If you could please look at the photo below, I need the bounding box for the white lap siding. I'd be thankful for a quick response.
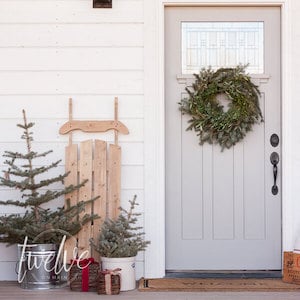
[0,0,145,280]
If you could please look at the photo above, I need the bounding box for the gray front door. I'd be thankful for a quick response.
[165,6,281,270]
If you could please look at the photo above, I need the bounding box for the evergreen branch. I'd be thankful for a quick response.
[6,174,66,191]
[33,150,53,158]
[6,160,62,178]
[0,177,30,189]
[0,200,28,207]
[3,150,53,161]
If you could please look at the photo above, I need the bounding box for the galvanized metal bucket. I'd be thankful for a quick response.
[17,243,61,289]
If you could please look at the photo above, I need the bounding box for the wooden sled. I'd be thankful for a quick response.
[59,97,128,260]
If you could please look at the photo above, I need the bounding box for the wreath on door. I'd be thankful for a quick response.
[179,65,263,150]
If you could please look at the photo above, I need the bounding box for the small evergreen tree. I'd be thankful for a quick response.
[93,195,150,258]
[0,110,98,245]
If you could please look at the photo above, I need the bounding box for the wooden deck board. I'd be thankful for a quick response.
[1,281,300,300]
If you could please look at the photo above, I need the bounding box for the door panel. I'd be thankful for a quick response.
[165,6,281,270]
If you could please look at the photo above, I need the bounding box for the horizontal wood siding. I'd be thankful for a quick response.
[0,0,144,23]
[0,0,145,280]
[0,24,143,47]
[0,48,143,71]
[0,71,143,94]
[0,95,144,118]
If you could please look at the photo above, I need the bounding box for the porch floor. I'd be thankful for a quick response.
[0,281,299,300]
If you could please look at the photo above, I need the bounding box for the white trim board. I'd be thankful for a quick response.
[144,0,292,278]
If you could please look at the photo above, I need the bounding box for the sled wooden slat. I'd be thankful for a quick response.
[107,144,121,220]
[77,140,93,256]
[90,140,107,261]
[65,144,79,209]
[92,140,107,253]
[64,144,78,261]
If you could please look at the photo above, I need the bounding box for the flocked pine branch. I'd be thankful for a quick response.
[92,195,150,258]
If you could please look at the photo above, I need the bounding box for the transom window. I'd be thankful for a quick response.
[181,22,264,74]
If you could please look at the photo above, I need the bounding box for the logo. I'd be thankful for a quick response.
[17,229,91,288]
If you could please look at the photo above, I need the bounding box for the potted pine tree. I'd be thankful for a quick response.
[0,110,98,289]
[92,195,150,291]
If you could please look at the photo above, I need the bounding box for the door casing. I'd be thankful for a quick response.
[143,0,292,278]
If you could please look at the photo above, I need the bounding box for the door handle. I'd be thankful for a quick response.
[270,152,279,195]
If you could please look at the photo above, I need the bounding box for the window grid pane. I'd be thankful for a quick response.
[182,22,264,74]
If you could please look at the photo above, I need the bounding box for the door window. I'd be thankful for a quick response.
[181,22,264,74]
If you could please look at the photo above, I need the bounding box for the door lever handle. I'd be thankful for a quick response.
[270,152,279,195]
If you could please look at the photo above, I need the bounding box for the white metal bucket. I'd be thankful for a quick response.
[101,256,136,291]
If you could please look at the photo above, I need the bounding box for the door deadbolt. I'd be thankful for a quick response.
[270,134,279,147]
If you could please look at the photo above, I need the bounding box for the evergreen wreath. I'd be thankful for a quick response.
[180,65,263,150]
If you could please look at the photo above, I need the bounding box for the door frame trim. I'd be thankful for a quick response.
[144,0,292,278]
